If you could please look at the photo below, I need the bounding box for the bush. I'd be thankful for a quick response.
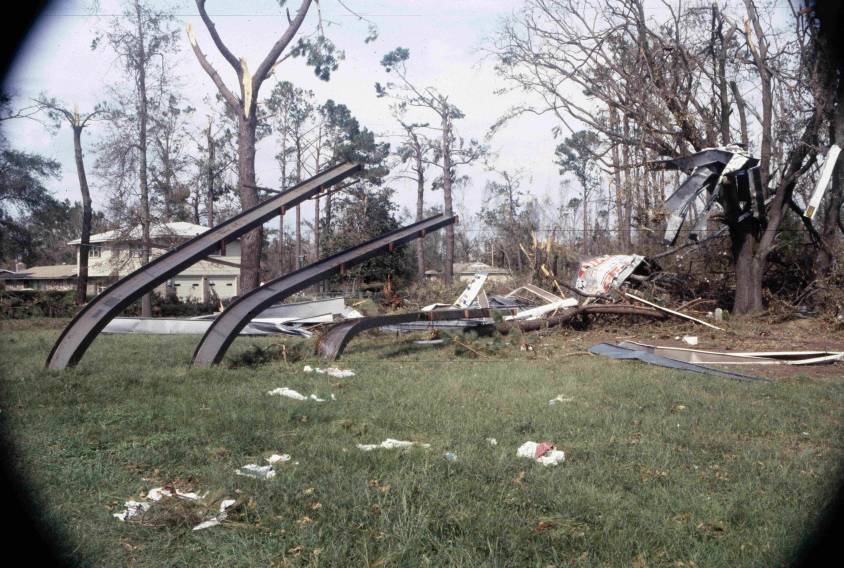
[0,290,78,319]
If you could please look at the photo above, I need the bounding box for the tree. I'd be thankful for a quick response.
[266,80,315,270]
[393,120,432,279]
[490,0,836,314]
[0,148,61,266]
[555,130,602,255]
[478,169,535,274]
[187,0,344,293]
[33,95,104,304]
[94,0,179,316]
[376,47,485,283]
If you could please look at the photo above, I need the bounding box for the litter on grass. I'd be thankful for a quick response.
[266,454,291,464]
[356,438,431,451]
[267,387,329,402]
[486,437,498,446]
[113,486,205,522]
[192,499,237,531]
[517,441,566,466]
[235,464,276,479]
[303,365,355,378]
[113,500,151,521]
[444,452,458,462]
[549,395,574,405]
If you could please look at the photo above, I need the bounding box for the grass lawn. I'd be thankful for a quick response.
[1,320,843,566]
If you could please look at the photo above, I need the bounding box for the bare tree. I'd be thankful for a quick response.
[376,47,485,283]
[490,0,836,313]
[94,0,178,316]
[187,0,347,293]
[33,96,103,305]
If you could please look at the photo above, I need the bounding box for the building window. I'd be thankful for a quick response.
[89,246,101,258]
[226,283,232,286]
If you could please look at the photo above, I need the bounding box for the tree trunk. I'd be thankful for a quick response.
[237,114,262,292]
[815,80,844,277]
[732,223,764,314]
[610,110,629,251]
[72,125,91,306]
[441,105,454,284]
[206,120,215,227]
[295,141,302,269]
[415,150,425,281]
[136,0,152,317]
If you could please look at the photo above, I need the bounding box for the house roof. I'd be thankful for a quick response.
[0,264,77,280]
[68,221,211,245]
[176,256,241,276]
[453,262,510,275]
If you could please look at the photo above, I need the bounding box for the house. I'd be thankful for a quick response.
[424,262,512,283]
[0,264,78,291]
[63,221,242,302]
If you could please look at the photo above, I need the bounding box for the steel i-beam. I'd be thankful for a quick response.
[316,307,522,361]
[46,162,362,370]
[191,213,457,367]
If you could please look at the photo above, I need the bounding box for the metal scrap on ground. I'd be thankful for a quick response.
[587,342,771,383]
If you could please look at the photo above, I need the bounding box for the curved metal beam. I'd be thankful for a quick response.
[191,214,457,367]
[46,162,362,370]
[316,308,507,361]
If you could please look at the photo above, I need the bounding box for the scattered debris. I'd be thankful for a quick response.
[444,452,458,462]
[625,293,724,331]
[486,437,498,446]
[303,365,355,378]
[192,499,237,531]
[235,464,277,479]
[517,441,566,466]
[267,387,328,402]
[682,336,699,346]
[587,342,771,383]
[804,144,840,220]
[575,255,645,295]
[114,485,207,523]
[266,454,291,464]
[114,500,151,522]
[623,341,844,366]
[549,395,574,405]
[356,439,431,451]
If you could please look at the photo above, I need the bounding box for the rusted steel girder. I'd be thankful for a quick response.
[191,213,457,367]
[46,162,362,370]
[316,307,520,361]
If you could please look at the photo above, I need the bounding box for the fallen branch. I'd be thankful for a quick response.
[625,293,724,331]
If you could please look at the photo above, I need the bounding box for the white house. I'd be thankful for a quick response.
[67,221,241,302]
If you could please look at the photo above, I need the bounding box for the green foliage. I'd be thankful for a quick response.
[325,185,412,285]
[0,289,77,319]
[0,148,62,263]
[290,36,344,81]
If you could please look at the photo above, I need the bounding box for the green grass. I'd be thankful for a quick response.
[1,322,843,566]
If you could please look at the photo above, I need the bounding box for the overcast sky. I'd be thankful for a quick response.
[3,0,568,235]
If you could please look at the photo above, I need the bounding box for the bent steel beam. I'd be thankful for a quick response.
[46,162,362,370]
[192,213,457,367]
[316,308,518,361]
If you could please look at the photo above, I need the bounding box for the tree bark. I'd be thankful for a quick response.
[731,221,764,314]
[237,114,262,292]
[135,0,152,317]
[415,145,425,280]
[72,125,91,306]
[206,119,215,227]
[441,103,455,284]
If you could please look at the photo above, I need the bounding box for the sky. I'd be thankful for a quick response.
[2,0,565,236]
